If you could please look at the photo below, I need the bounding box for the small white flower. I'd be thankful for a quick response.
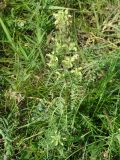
[71,67,82,79]
[71,54,79,62]
[47,54,58,68]
[17,20,26,28]
[62,56,73,69]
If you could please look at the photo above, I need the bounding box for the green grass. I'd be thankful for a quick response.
[0,0,120,159]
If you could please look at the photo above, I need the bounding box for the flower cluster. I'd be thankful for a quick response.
[47,9,82,81]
